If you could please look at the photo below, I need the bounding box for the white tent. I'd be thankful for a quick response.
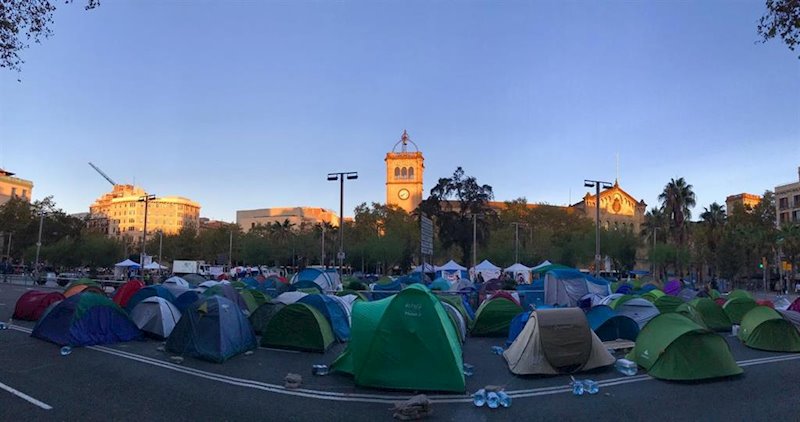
[162,276,191,296]
[115,259,140,268]
[530,260,552,272]
[143,262,167,270]
[615,298,660,329]
[130,297,181,338]
[471,259,501,282]
[198,280,221,291]
[505,263,532,283]
[544,271,609,307]
[435,260,467,272]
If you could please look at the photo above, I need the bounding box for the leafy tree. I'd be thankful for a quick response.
[418,167,496,265]
[1,0,99,73]
[758,0,800,58]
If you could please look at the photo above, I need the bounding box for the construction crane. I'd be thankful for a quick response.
[88,162,117,186]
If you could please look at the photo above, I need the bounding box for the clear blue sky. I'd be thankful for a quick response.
[1,1,798,221]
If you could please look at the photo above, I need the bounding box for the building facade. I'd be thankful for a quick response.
[89,185,201,239]
[725,193,761,215]
[237,207,340,232]
[385,130,425,213]
[571,181,648,234]
[0,169,33,205]
[775,167,800,226]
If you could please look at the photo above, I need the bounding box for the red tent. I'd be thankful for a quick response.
[788,297,800,312]
[714,298,727,307]
[756,299,775,309]
[488,290,520,307]
[13,291,65,321]
[113,279,145,308]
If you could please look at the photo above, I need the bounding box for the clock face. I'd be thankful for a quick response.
[398,189,410,200]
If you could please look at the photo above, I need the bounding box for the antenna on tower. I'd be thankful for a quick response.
[616,152,620,183]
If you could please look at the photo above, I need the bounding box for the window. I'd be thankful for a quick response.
[780,212,789,223]
[21,189,27,198]
[401,167,408,178]
[794,195,800,208]
[394,167,400,178]
[408,167,414,179]
[779,197,789,209]
[11,187,16,197]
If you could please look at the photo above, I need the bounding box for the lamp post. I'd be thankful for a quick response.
[158,230,164,269]
[584,179,613,277]
[35,212,46,271]
[138,194,156,268]
[327,172,358,277]
[511,222,527,263]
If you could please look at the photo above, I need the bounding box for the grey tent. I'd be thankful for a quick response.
[130,297,181,338]
[442,302,467,343]
[615,298,660,329]
[503,308,615,375]
[677,288,699,302]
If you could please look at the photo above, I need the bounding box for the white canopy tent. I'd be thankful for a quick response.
[143,262,167,270]
[531,260,552,272]
[114,259,141,279]
[115,259,140,268]
[471,259,501,282]
[505,263,532,283]
[411,263,436,273]
[435,260,467,272]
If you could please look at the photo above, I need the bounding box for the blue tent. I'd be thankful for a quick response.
[32,293,141,346]
[166,296,257,363]
[461,295,476,321]
[173,290,202,312]
[517,283,545,310]
[241,277,259,289]
[505,311,531,347]
[297,294,351,342]
[615,283,634,294]
[585,305,640,341]
[395,275,419,286]
[292,268,339,291]
[126,286,175,312]
[372,279,402,300]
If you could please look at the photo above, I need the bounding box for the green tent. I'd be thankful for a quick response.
[727,289,752,300]
[723,297,757,324]
[439,294,472,323]
[230,280,247,290]
[331,284,464,392]
[709,289,721,299]
[627,313,742,380]
[642,289,665,304]
[260,303,334,352]
[688,298,731,332]
[471,297,523,337]
[739,306,800,352]
[249,302,285,335]
[674,303,708,329]
[654,295,685,314]
[239,289,269,313]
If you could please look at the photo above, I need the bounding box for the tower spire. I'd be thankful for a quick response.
[401,130,409,152]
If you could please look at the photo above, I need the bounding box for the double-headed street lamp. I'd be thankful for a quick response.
[327,172,358,277]
[138,194,156,268]
[584,179,613,277]
[511,222,528,263]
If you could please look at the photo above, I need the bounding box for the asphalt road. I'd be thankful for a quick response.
[1,282,799,421]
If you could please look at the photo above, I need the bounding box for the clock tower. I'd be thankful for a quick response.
[385,130,424,213]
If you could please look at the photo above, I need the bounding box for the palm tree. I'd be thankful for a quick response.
[658,177,696,245]
[642,207,667,280]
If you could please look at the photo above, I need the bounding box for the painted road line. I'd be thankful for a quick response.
[8,324,800,404]
[0,381,53,410]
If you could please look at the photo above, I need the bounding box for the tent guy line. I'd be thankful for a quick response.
[7,324,800,403]
[0,380,53,410]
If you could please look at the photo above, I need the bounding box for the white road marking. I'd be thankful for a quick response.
[7,324,800,404]
[0,380,53,410]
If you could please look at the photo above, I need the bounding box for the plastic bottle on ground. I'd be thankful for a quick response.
[462,363,474,377]
[472,389,487,407]
[497,391,512,408]
[491,346,504,355]
[614,358,638,376]
[60,346,72,356]
[570,377,584,396]
[0,322,6,330]
[312,364,329,376]
[584,380,599,394]
[486,391,500,409]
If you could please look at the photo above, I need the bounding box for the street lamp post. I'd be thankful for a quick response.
[158,230,163,268]
[511,222,527,263]
[35,212,46,272]
[327,172,358,277]
[584,179,613,277]
[138,194,156,268]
